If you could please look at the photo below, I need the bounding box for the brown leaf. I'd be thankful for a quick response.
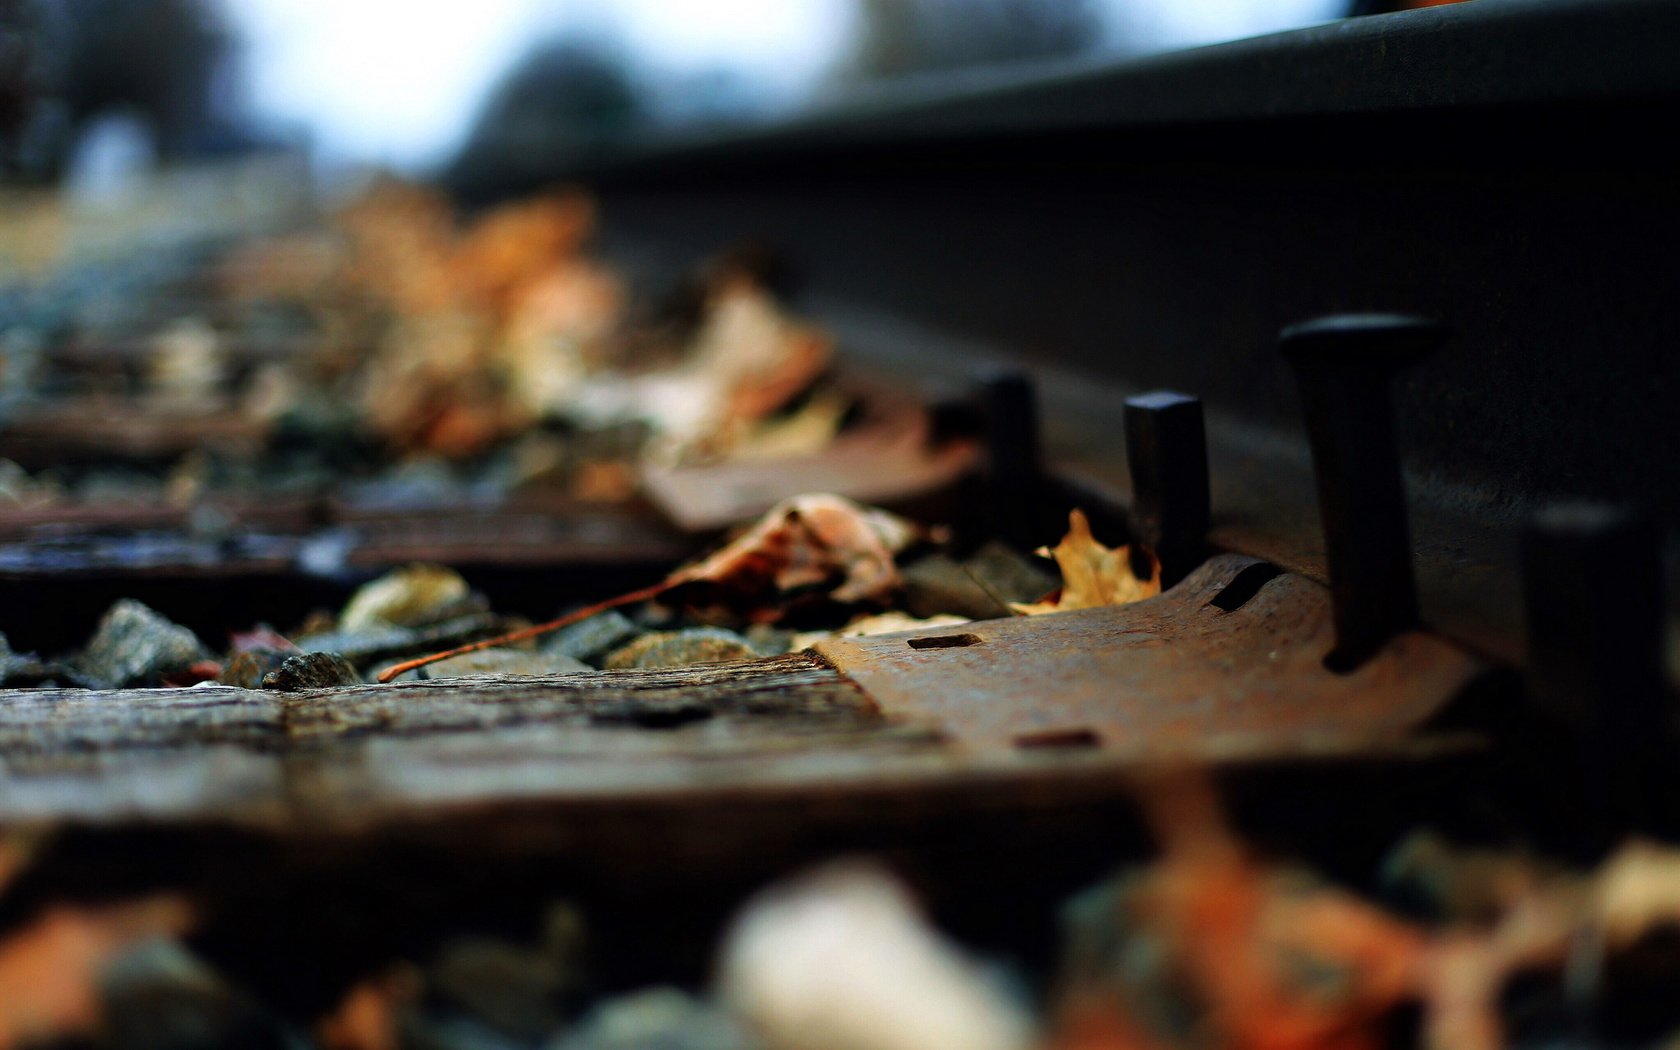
[159,660,224,687]
[790,610,970,650]
[316,967,421,1050]
[0,835,35,895]
[379,495,936,680]
[627,281,835,464]
[0,897,193,1050]
[1012,510,1160,615]
[1047,998,1174,1050]
[230,626,298,654]
[1592,840,1680,948]
[1114,771,1426,1050]
[670,494,933,617]
[451,191,596,311]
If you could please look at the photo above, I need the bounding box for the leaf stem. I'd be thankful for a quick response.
[374,581,670,683]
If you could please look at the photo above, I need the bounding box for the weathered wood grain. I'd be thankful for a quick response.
[0,653,961,826]
[0,654,869,749]
[281,654,871,740]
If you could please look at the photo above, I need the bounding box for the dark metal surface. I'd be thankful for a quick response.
[463,0,1680,665]
[980,369,1046,550]
[1523,504,1670,745]
[1282,314,1443,667]
[1123,390,1208,587]
[1520,502,1673,829]
[816,553,1487,754]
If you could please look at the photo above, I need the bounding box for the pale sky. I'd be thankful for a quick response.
[226,0,1342,170]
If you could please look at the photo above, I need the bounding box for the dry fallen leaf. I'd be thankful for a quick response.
[1393,838,1680,1050]
[1012,510,1161,615]
[148,318,225,402]
[229,625,298,654]
[570,459,639,503]
[0,897,194,1050]
[791,610,970,650]
[498,258,624,418]
[1592,839,1680,947]
[726,391,853,463]
[0,834,39,896]
[1145,773,1423,1050]
[635,281,835,463]
[671,493,934,616]
[452,191,596,311]
[378,494,940,679]
[316,966,422,1050]
[1097,783,1680,1050]
[1052,772,1427,1050]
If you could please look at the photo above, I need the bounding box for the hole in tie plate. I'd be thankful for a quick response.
[906,633,984,650]
[1014,728,1101,749]
[1207,562,1284,613]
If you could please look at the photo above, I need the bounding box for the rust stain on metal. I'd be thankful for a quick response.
[815,554,1486,756]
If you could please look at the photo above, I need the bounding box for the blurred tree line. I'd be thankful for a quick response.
[2,0,244,181]
[6,0,1107,182]
[449,0,1102,189]
[456,40,646,166]
[15,0,1411,185]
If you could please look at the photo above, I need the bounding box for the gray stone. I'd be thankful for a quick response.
[401,1013,526,1050]
[541,610,641,664]
[901,554,1007,620]
[73,600,211,688]
[743,624,798,656]
[901,543,1057,620]
[339,564,487,632]
[630,602,680,630]
[549,988,760,1050]
[964,541,1059,604]
[0,632,51,686]
[260,651,361,692]
[604,629,759,671]
[294,613,500,666]
[99,938,286,1050]
[217,649,293,689]
[430,903,586,1038]
[429,940,570,1037]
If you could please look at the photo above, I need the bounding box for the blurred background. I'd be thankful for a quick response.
[0,0,1462,189]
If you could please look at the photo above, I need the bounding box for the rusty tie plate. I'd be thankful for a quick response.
[814,554,1486,757]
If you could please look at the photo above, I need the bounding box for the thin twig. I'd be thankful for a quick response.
[375,581,670,683]
[958,562,1020,618]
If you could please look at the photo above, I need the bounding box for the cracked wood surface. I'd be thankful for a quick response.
[0,653,956,827]
[0,653,861,753]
